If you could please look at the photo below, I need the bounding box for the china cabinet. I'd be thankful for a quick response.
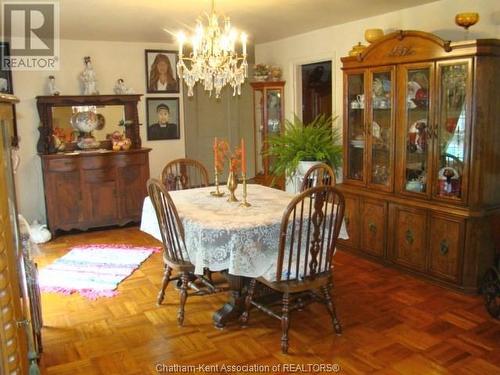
[338,31,500,293]
[36,95,151,235]
[0,94,31,374]
[251,81,285,189]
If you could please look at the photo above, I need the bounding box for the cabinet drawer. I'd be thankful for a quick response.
[338,194,360,249]
[113,153,147,167]
[428,214,464,282]
[81,156,113,170]
[360,199,386,257]
[83,168,116,183]
[390,205,427,271]
[46,158,78,172]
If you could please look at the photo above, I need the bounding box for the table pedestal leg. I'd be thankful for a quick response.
[213,273,246,329]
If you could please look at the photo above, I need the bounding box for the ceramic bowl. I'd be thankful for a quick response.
[364,29,384,43]
[455,12,479,29]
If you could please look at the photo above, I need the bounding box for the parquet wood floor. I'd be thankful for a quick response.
[36,227,500,374]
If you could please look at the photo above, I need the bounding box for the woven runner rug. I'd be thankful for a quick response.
[39,244,161,299]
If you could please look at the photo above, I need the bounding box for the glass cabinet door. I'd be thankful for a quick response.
[398,64,433,198]
[253,88,264,176]
[345,72,365,183]
[251,81,285,189]
[265,89,283,176]
[433,60,471,204]
[367,68,394,191]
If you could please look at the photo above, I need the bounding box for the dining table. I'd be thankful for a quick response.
[140,183,348,328]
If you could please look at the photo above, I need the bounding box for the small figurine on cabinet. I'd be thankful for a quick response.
[439,167,460,196]
[80,56,99,95]
[415,121,427,152]
[113,78,134,94]
[47,75,60,95]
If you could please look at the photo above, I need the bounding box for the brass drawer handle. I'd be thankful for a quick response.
[368,222,377,233]
[440,240,449,255]
[405,229,414,245]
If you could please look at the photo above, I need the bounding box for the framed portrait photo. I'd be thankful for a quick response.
[146,98,180,141]
[145,49,179,93]
[0,42,13,94]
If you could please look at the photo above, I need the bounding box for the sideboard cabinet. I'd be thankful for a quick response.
[37,95,150,235]
[338,31,500,293]
[41,149,150,235]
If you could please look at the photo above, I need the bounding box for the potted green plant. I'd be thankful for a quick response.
[266,114,342,182]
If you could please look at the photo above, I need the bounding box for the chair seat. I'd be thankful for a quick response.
[257,272,331,293]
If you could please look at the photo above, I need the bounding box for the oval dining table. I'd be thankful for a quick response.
[140,183,348,328]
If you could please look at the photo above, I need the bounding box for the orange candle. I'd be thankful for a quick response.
[213,137,218,171]
[241,138,246,175]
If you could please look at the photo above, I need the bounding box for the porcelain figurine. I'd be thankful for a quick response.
[80,56,99,95]
[113,78,134,94]
[47,75,60,95]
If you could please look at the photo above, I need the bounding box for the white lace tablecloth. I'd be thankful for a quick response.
[140,184,348,278]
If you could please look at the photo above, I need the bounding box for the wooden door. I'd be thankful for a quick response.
[117,164,148,220]
[390,204,427,271]
[337,194,360,249]
[83,168,119,225]
[360,198,386,257]
[428,213,464,282]
[44,170,83,230]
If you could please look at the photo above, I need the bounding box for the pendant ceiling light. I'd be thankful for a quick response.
[176,0,248,98]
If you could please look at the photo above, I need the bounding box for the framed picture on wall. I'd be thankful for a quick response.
[0,42,13,94]
[146,98,180,141]
[145,49,179,93]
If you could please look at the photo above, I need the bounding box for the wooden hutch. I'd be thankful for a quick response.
[338,31,500,293]
[251,81,285,189]
[37,95,151,236]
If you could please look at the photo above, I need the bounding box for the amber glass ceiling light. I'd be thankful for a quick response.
[177,0,248,98]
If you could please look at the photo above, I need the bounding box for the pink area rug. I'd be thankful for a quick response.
[39,244,161,299]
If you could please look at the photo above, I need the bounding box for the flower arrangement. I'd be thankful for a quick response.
[108,130,131,151]
[253,63,269,81]
[254,63,269,76]
[229,146,242,173]
[52,126,73,143]
[213,139,242,173]
[213,138,229,172]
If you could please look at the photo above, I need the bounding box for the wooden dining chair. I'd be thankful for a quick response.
[147,178,216,326]
[300,162,336,192]
[161,158,209,191]
[240,185,345,353]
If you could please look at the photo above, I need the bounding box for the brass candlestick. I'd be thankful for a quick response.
[210,168,225,197]
[239,173,251,207]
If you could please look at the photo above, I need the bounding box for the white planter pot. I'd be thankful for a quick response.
[297,160,321,176]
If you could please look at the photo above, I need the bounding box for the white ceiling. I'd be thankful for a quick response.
[58,0,439,44]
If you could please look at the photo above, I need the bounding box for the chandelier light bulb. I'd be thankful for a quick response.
[176,0,248,98]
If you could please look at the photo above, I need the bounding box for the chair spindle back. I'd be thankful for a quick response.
[276,185,345,282]
[300,162,336,192]
[147,178,189,264]
[161,158,209,191]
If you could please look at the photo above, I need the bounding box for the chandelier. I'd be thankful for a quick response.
[177,0,248,98]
